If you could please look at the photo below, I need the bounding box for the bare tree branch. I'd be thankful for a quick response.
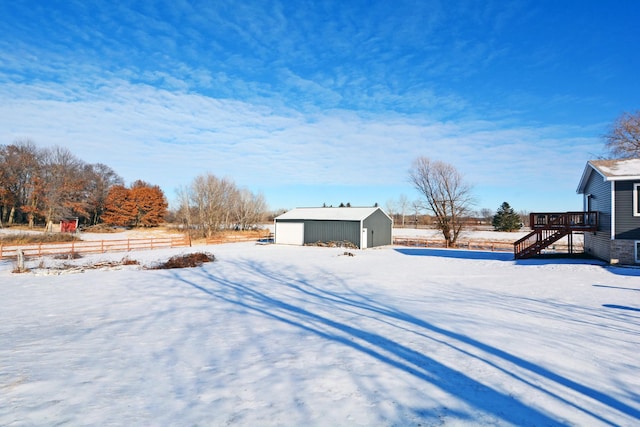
[605,111,640,158]
[408,157,474,245]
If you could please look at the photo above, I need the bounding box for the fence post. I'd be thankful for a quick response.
[17,249,25,272]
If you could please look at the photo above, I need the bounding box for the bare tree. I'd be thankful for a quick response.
[408,157,474,246]
[0,140,43,227]
[397,194,410,227]
[479,208,494,224]
[175,185,193,232]
[178,174,267,238]
[411,200,422,228]
[83,163,124,225]
[193,174,236,237]
[518,210,530,228]
[384,199,397,222]
[232,188,267,230]
[40,146,87,231]
[605,111,640,158]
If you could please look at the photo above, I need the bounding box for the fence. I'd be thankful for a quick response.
[0,236,191,259]
[205,232,273,245]
[393,237,583,254]
[393,237,515,252]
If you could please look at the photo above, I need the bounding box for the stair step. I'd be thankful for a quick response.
[514,229,570,259]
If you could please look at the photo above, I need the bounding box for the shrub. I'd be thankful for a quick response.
[152,252,215,269]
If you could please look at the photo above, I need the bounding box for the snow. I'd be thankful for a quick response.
[594,158,640,178]
[1,235,639,426]
[275,206,383,221]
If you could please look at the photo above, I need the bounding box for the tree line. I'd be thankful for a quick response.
[3,112,636,235]
[0,140,126,228]
[1,140,267,232]
[175,173,267,238]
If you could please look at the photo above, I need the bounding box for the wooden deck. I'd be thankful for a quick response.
[529,212,598,231]
[514,212,598,259]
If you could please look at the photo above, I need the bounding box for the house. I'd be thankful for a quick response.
[576,158,640,265]
[514,158,640,263]
[274,207,393,249]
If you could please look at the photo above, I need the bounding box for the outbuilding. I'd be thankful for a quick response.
[60,217,79,233]
[274,206,393,248]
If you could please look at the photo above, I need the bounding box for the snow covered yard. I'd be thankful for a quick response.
[1,242,639,426]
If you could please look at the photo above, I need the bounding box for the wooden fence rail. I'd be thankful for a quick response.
[0,236,191,259]
[205,233,272,245]
[393,237,583,254]
[394,237,518,252]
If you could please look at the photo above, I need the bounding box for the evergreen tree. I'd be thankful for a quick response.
[492,202,522,231]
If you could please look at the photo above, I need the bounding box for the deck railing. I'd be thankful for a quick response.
[530,211,598,231]
[514,211,598,259]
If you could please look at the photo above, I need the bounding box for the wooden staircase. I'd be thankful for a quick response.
[514,212,598,259]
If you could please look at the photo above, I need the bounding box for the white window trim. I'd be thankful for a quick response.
[634,183,640,217]
[611,182,616,239]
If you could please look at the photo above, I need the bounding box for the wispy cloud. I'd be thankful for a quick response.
[1,0,634,210]
[0,76,603,208]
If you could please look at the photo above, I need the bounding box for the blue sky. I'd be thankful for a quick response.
[1,1,638,214]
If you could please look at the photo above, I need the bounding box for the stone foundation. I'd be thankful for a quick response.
[609,240,637,265]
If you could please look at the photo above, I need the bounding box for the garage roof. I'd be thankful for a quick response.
[275,207,384,221]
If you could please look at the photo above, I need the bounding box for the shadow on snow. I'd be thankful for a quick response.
[168,258,637,426]
[602,304,640,313]
[395,247,611,267]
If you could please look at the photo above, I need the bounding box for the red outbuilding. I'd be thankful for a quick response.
[60,218,79,233]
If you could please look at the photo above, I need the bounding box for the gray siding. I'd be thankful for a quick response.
[583,171,612,261]
[303,220,360,246]
[614,181,640,240]
[274,207,393,249]
[362,209,392,247]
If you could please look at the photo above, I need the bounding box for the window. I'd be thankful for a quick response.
[636,241,640,263]
[635,183,640,216]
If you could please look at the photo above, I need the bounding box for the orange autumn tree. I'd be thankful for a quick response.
[101,185,135,226]
[130,180,168,227]
[102,180,168,227]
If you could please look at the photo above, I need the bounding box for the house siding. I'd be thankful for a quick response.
[362,209,393,247]
[614,181,640,240]
[583,171,612,261]
[303,220,360,246]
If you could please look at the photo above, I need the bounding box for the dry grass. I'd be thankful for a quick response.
[151,252,216,269]
[80,224,124,233]
[202,229,271,245]
[0,232,81,245]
